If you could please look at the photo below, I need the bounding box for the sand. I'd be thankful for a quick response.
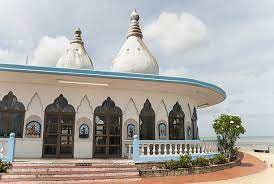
[197,151,274,184]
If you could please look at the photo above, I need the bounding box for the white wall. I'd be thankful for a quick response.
[0,80,198,158]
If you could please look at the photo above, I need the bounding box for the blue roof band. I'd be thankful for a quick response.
[0,63,226,99]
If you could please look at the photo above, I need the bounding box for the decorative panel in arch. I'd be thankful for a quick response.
[25,121,41,138]
[79,124,89,138]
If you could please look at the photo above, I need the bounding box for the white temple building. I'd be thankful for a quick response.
[0,10,226,159]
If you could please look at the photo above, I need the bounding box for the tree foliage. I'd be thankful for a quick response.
[213,114,245,160]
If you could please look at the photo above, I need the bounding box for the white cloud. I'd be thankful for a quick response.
[161,67,191,77]
[31,36,69,67]
[0,48,26,64]
[144,12,207,54]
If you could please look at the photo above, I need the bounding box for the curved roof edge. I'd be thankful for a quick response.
[0,63,226,101]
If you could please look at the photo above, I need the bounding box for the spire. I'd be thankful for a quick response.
[127,9,143,39]
[71,28,84,45]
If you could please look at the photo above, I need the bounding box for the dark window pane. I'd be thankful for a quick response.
[61,125,73,134]
[0,112,9,137]
[109,146,120,155]
[139,99,155,140]
[61,116,74,124]
[95,136,107,145]
[60,146,72,154]
[10,112,24,137]
[109,137,120,145]
[109,126,120,135]
[46,115,58,124]
[60,135,72,145]
[44,145,56,155]
[95,146,106,154]
[45,135,57,144]
[46,124,58,134]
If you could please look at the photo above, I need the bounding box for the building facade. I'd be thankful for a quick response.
[0,10,226,159]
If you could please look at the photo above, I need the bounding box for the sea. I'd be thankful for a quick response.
[236,136,274,153]
[201,136,274,153]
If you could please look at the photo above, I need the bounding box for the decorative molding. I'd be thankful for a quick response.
[124,98,139,117]
[156,99,168,118]
[77,95,93,114]
[27,92,44,112]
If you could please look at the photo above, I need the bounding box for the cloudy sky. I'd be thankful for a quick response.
[0,0,274,137]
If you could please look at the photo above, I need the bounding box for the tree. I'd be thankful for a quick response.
[212,114,245,160]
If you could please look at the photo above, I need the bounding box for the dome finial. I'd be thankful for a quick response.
[56,28,94,70]
[71,27,84,45]
[130,9,139,22]
[127,9,143,39]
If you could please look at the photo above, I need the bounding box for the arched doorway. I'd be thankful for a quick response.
[169,102,185,140]
[0,91,25,138]
[191,107,198,139]
[139,99,155,140]
[43,94,75,158]
[93,97,122,158]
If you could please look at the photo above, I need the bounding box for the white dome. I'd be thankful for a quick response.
[112,10,159,75]
[56,28,94,70]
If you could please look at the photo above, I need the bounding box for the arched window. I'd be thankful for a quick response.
[25,121,41,138]
[139,99,155,140]
[127,124,135,139]
[0,91,25,138]
[93,97,122,158]
[169,102,185,140]
[43,94,75,158]
[158,122,167,139]
[79,124,89,138]
[191,107,198,139]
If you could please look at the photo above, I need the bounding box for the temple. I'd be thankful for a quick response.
[0,10,225,160]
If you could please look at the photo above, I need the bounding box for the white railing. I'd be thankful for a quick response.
[132,135,219,163]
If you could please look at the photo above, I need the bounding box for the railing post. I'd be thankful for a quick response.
[133,135,140,162]
[7,133,16,163]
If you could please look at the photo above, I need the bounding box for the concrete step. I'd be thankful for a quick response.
[1,171,139,179]
[2,161,141,183]
[0,175,141,184]
[12,163,135,168]
[10,166,138,173]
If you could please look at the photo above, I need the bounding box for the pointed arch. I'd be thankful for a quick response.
[45,94,75,113]
[139,99,155,140]
[191,106,198,139]
[27,92,43,112]
[156,99,168,118]
[124,98,139,117]
[0,91,25,137]
[93,97,122,158]
[43,94,75,158]
[169,102,185,140]
[77,95,93,114]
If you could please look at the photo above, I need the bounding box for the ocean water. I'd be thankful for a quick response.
[236,136,274,153]
[201,136,274,153]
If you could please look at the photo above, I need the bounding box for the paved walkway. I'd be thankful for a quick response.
[140,152,267,184]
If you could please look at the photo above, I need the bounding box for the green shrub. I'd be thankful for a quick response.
[210,154,227,165]
[192,157,210,167]
[164,160,181,170]
[179,155,192,168]
[0,160,12,173]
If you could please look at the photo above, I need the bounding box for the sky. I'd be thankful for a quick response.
[0,0,274,137]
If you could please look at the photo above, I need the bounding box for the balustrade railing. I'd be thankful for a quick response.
[0,133,16,163]
[132,135,219,163]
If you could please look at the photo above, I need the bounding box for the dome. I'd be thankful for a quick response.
[56,28,94,70]
[112,10,159,75]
